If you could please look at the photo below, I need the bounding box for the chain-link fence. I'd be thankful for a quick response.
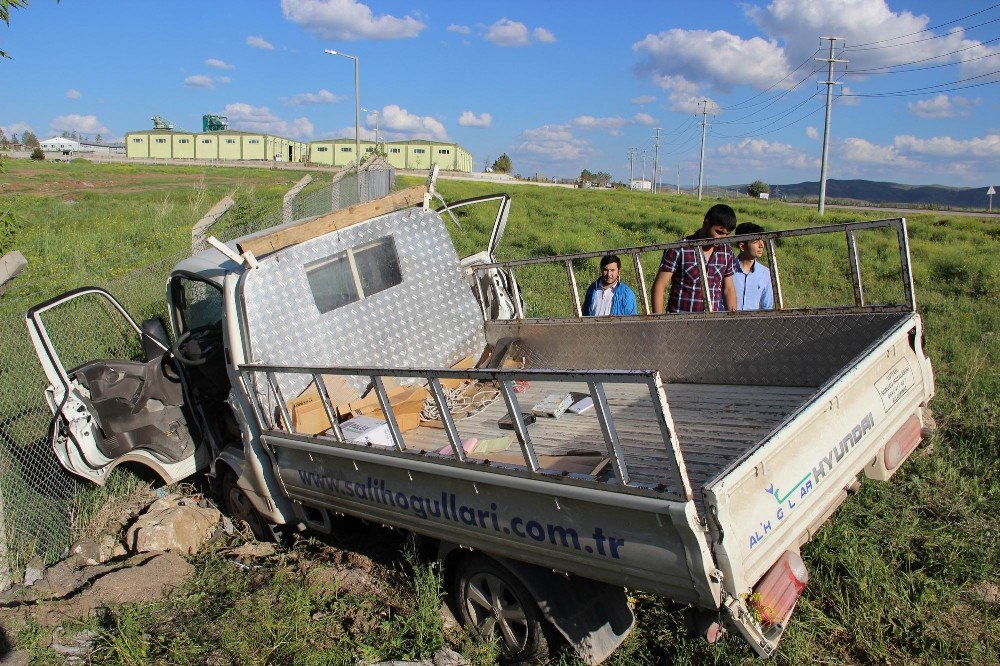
[0,158,395,585]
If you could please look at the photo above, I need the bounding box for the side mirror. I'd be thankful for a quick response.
[140,317,171,361]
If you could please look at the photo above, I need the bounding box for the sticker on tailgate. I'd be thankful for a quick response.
[875,358,914,413]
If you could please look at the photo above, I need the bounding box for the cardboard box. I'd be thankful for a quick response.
[341,415,394,447]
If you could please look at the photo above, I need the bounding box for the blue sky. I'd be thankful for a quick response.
[2,0,999,187]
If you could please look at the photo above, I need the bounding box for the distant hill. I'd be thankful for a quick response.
[730,179,995,209]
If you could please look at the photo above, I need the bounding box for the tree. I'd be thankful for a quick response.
[95,133,102,143]
[30,147,44,160]
[491,153,512,174]
[0,128,7,149]
[747,180,770,198]
[10,133,18,145]
[21,130,38,148]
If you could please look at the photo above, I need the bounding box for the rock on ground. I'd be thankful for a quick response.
[125,497,221,555]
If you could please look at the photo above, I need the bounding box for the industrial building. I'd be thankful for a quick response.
[125,115,472,171]
[126,129,309,162]
[308,138,472,172]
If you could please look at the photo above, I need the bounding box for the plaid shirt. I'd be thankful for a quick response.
[660,239,736,312]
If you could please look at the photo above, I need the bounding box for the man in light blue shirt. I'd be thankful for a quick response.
[583,254,638,316]
[732,222,774,310]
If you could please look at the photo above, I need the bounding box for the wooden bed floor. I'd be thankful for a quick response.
[399,380,816,497]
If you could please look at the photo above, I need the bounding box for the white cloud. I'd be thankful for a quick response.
[634,29,790,93]
[1,122,33,137]
[321,125,377,141]
[246,35,275,50]
[570,115,627,134]
[217,76,231,85]
[377,104,447,141]
[806,126,819,140]
[65,89,81,100]
[281,0,424,40]
[447,24,470,35]
[749,0,997,79]
[484,18,554,47]
[458,111,492,128]
[533,27,556,43]
[50,114,109,135]
[839,137,916,165]
[633,112,656,126]
[650,74,718,113]
[631,95,656,105]
[513,124,592,162]
[223,102,314,138]
[205,58,235,70]
[183,74,216,89]
[893,133,1000,159]
[908,94,980,119]
[713,137,819,170]
[284,89,343,105]
[485,18,530,47]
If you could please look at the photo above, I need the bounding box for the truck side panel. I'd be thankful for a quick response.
[264,433,721,608]
[705,314,933,595]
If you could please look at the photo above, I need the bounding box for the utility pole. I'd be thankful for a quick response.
[627,148,637,188]
[697,99,709,200]
[817,37,847,215]
[641,150,647,187]
[651,128,662,194]
[676,164,681,194]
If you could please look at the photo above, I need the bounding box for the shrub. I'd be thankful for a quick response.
[29,147,44,160]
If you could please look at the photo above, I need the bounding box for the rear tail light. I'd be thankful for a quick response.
[883,414,922,471]
[751,550,808,627]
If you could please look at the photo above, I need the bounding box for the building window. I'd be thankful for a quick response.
[340,147,352,152]
[248,139,260,144]
[438,149,450,154]
[365,147,374,152]
[306,237,403,314]
[155,138,167,144]
[201,139,212,144]
[226,139,236,144]
[413,148,426,154]
[178,139,190,144]
[317,147,329,152]
[389,148,401,154]
[132,138,143,143]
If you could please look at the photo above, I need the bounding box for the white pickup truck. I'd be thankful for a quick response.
[26,177,934,663]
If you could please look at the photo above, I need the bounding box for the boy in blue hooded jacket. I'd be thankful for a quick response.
[582,254,638,316]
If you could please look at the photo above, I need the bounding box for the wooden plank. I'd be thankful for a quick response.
[237,185,427,256]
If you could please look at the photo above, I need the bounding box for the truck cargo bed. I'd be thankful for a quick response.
[400,380,816,517]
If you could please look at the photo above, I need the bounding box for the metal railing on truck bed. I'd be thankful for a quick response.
[468,217,916,318]
[240,364,694,503]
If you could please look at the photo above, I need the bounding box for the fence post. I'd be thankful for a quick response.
[0,250,23,589]
[281,175,313,225]
[191,196,235,252]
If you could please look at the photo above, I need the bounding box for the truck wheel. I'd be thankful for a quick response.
[452,554,550,664]
[221,474,269,541]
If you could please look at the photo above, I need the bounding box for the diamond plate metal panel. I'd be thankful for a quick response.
[242,208,486,397]
[485,313,908,388]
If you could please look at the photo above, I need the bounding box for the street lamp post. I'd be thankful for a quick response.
[324,49,361,200]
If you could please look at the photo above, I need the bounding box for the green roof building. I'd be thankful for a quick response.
[125,129,308,162]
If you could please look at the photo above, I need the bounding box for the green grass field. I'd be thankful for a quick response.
[2,160,997,664]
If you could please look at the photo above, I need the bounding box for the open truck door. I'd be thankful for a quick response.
[26,287,201,485]
[442,194,519,320]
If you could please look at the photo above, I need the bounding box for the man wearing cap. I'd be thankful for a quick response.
[732,222,774,310]
[651,203,738,313]
[582,254,638,316]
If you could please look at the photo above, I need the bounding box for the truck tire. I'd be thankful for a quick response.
[452,554,551,664]
[221,473,269,541]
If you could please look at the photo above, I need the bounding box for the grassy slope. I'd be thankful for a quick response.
[2,162,996,664]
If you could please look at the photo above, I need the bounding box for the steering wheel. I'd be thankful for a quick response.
[170,326,223,367]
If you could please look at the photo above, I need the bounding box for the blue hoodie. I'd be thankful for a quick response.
[582,279,638,316]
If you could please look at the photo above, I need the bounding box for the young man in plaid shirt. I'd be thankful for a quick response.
[651,204,738,313]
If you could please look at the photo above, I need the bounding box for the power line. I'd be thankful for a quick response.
[714,65,822,124]
[841,78,1000,97]
[719,48,822,111]
[840,68,1000,96]
[847,3,1000,49]
[843,38,1000,75]
[845,16,1000,52]
[710,102,825,139]
[714,92,820,127]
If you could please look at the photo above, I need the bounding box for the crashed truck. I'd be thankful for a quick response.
[26,171,934,663]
